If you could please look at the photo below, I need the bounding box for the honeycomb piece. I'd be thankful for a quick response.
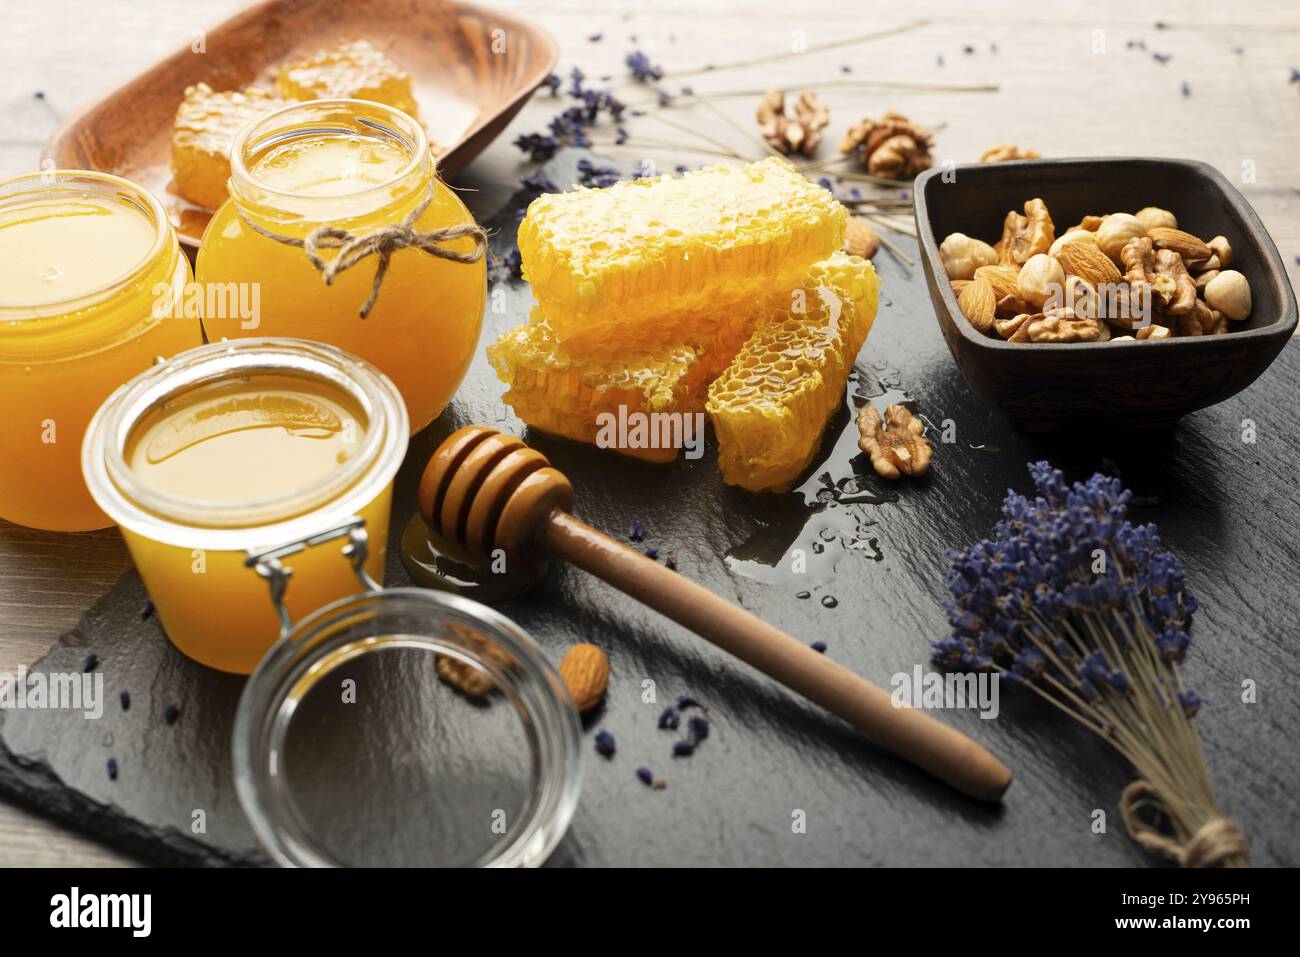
[275,39,419,119]
[171,83,291,209]
[707,252,880,492]
[517,157,846,349]
[487,314,710,463]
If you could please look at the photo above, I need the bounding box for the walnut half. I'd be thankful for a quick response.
[857,405,932,479]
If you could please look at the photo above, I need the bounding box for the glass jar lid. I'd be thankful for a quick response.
[232,519,583,867]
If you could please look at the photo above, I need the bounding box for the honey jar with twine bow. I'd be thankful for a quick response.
[197,99,487,434]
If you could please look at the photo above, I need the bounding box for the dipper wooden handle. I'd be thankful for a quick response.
[418,426,1013,802]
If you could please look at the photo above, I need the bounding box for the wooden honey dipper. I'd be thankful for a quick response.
[418,425,1013,802]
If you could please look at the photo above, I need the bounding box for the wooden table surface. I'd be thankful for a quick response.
[1,0,1297,866]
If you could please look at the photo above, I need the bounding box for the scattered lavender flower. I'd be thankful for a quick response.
[106,758,118,781]
[628,518,647,541]
[626,50,664,83]
[82,653,97,672]
[1181,81,1191,96]
[577,157,621,188]
[841,64,852,73]
[163,703,180,725]
[688,715,709,742]
[119,690,130,711]
[1290,67,1300,83]
[542,73,561,96]
[672,740,696,757]
[644,546,659,560]
[502,248,522,277]
[658,707,680,730]
[141,599,154,620]
[663,554,678,571]
[810,640,828,654]
[677,693,700,710]
[521,172,559,194]
[513,132,559,162]
[817,176,833,190]
[588,32,604,42]
[675,164,689,174]
[962,45,975,54]
[615,126,629,145]
[595,730,616,758]
[636,766,654,785]
[1153,51,1171,63]
[567,66,586,97]
[657,89,672,107]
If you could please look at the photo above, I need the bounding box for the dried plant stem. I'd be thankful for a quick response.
[589,138,743,162]
[862,213,916,238]
[1017,599,1245,866]
[665,20,931,80]
[857,221,914,266]
[691,91,786,159]
[641,111,751,160]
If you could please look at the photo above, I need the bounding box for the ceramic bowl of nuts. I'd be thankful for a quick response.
[914,158,1297,429]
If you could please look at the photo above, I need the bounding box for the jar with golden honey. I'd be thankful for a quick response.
[0,171,200,531]
[196,99,487,434]
[82,338,408,674]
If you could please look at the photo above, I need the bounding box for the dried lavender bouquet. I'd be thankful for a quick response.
[935,462,1247,867]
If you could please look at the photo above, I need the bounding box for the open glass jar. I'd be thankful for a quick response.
[0,170,200,531]
[196,99,487,434]
[233,520,583,867]
[82,338,407,674]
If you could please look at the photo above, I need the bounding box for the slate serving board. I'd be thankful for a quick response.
[1,150,1297,867]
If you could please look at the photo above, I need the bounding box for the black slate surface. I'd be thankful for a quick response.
[1,150,1297,867]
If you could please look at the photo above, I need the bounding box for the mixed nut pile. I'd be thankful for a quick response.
[940,200,1253,342]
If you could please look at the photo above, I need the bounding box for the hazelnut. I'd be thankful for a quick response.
[1016,253,1065,307]
[1096,213,1148,263]
[1204,270,1252,321]
[939,232,998,281]
[1048,229,1098,257]
[1134,206,1178,231]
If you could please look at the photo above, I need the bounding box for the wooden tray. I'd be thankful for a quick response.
[40,0,557,251]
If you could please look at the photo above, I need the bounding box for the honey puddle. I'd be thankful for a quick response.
[723,364,908,594]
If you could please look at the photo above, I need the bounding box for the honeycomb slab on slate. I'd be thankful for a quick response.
[516,157,846,351]
[707,252,880,492]
[275,39,419,119]
[170,83,290,209]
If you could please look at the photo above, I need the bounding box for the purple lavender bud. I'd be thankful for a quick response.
[658,707,680,730]
[636,766,653,785]
[672,740,695,757]
[688,715,709,742]
[594,730,616,758]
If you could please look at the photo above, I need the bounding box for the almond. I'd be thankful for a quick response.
[958,276,997,334]
[1146,226,1211,264]
[844,216,880,259]
[436,655,494,697]
[559,643,609,713]
[1053,239,1121,287]
[974,264,1020,300]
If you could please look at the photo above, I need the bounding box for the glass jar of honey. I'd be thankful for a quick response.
[196,99,487,435]
[0,170,200,531]
[82,338,408,674]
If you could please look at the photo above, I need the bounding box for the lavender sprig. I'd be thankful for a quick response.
[936,462,1245,866]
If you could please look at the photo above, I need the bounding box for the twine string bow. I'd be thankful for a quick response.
[1120,780,1248,868]
[241,189,488,319]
